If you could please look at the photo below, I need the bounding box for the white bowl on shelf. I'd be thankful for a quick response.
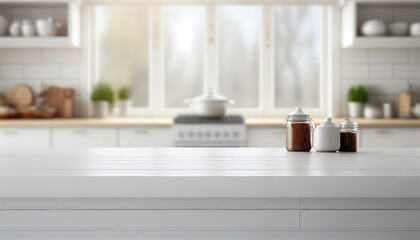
[410,22,420,37]
[361,20,386,36]
[389,22,408,36]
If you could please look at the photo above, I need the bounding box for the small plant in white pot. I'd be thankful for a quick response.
[347,85,369,118]
[117,87,131,117]
[91,82,114,118]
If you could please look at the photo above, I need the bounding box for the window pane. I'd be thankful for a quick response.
[218,6,261,108]
[163,6,205,108]
[274,6,322,108]
[95,5,149,108]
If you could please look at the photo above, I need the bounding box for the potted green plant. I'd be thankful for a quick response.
[117,86,131,117]
[347,85,369,118]
[91,82,114,118]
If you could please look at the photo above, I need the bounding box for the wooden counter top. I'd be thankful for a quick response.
[0,117,419,128]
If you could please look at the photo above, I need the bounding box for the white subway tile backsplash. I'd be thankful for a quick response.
[42,50,80,63]
[0,50,41,63]
[0,80,42,95]
[341,80,407,96]
[411,50,420,63]
[369,50,409,63]
[1,65,23,79]
[369,65,393,79]
[394,7,420,24]
[61,65,80,78]
[394,65,420,78]
[342,50,368,63]
[341,65,369,79]
[24,64,60,79]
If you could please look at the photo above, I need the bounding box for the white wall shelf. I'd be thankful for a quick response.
[0,0,80,49]
[342,0,420,49]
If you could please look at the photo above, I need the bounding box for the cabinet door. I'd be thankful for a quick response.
[119,128,172,147]
[0,128,50,147]
[52,128,117,147]
[247,128,286,147]
[360,128,420,147]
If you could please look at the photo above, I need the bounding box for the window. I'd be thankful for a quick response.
[90,3,330,116]
[95,5,149,108]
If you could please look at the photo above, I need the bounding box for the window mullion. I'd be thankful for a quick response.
[206,5,217,93]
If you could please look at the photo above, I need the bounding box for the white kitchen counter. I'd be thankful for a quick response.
[0,147,419,198]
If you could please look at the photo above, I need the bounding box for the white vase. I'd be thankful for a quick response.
[118,100,130,117]
[92,101,109,118]
[0,14,8,36]
[9,20,20,36]
[348,102,364,118]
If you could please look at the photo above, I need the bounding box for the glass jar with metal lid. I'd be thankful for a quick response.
[338,119,359,152]
[283,107,315,151]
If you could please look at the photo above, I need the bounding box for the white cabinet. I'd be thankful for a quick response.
[119,128,172,147]
[247,128,286,147]
[0,1,81,48]
[360,128,420,147]
[52,128,117,147]
[0,128,50,147]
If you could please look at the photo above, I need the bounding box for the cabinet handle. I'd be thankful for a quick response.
[72,130,88,134]
[134,129,149,134]
[1,130,18,134]
[375,130,392,135]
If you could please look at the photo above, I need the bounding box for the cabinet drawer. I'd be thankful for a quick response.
[247,128,286,147]
[301,210,420,229]
[52,128,117,147]
[361,128,420,147]
[119,128,172,147]
[0,210,298,230]
[0,128,50,147]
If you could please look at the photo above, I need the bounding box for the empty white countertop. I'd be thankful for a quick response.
[0,148,419,198]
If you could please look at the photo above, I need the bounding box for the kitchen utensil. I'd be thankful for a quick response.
[18,106,39,119]
[314,117,340,152]
[283,107,315,152]
[6,84,34,108]
[36,18,62,37]
[410,22,420,36]
[42,87,75,118]
[0,14,8,36]
[398,91,412,118]
[21,20,36,37]
[364,104,383,119]
[339,119,358,152]
[184,89,234,117]
[383,103,393,119]
[361,20,386,36]
[388,22,408,36]
[413,103,420,118]
[9,20,20,36]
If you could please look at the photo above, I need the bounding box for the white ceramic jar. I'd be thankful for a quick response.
[410,22,420,37]
[21,20,36,37]
[9,19,20,36]
[314,117,340,152]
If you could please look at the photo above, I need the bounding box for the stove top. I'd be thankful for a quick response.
[174,115,244,124]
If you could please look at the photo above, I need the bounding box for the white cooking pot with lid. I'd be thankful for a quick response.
[184,89,234,117]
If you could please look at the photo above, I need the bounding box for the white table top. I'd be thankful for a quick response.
[0,148,419,198]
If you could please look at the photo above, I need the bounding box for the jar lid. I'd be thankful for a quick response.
[287,107,310,119]
[317,117,338,128]
[339,119,358,130]
[185,88,234,104]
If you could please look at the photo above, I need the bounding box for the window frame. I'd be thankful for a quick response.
[82,1,339,118]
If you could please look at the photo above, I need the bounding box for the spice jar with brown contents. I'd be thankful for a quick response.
[283,107,315,151]
[338,119,358,152]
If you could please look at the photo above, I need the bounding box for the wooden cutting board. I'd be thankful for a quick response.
[6,84,34,108]
[43,87,75,118]
[398,91,412,118]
